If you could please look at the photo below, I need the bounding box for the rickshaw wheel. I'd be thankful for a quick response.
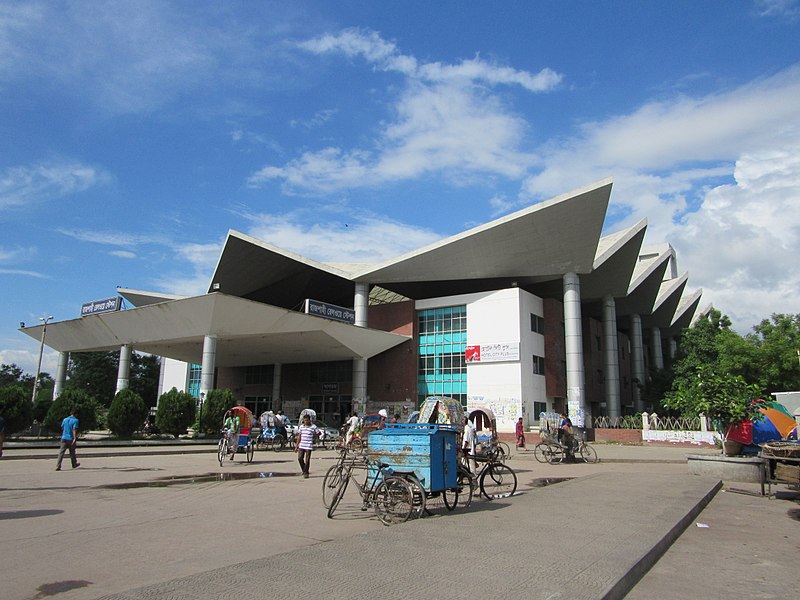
[246,442,254,463]
[322,464,345,508]
[217,438,227,467]
[405,475,426,519]
[580,444,598,464]
[543,444,563,464]
[497,441,511,460]
[374,476,413,526]
[256,437,268,451]
[533,443,550,463]
[479,463,517,499]
[268,435,285,451]
[350,437,364,453]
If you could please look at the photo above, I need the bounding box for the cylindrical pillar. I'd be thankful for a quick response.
[115,344,131,394]
[53,351,69,400]
[650,327,664,370]
[602,296,621,419]
[563,273,589,427]
[352,282,369,411]
[272,363,282,411]
[200,335,217,396]
[630,314,645,413]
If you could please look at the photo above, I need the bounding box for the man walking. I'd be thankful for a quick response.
[56,408,80,471]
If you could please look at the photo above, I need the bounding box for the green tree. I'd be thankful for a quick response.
[67,352,118,407]
[107,388,149,438]
[744,314,800,394]
[155,388,195,438]
[200,388,236,433]
[1,363,33,388]
[0,385,33,434]
[44,389,100,433]
[664,365,762,440]
[130,353,161,407]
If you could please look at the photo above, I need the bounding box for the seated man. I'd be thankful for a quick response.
[559,416,575,460]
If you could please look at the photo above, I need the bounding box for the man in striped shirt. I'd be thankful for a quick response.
[294,414,321,478]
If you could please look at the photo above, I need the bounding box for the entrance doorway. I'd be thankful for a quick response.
[308,395,352,427]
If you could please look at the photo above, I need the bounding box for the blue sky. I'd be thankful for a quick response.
[3,0,800,376]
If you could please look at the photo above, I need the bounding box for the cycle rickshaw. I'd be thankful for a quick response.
[467,406,510,460]
[326,421,470,525]
[256,410,289,450]
[217,406,255,466]
[464,406,517,498]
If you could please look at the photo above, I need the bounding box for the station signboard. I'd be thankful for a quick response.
[304,299,356,324]
[80,296,122,317]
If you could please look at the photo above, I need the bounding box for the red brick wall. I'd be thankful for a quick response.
[367,300,416,406]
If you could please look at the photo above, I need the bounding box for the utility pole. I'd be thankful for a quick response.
[31,315,54,406]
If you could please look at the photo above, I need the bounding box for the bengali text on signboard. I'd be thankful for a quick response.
[464,342,520,363]
[80,296,122,317]
[304,299,356,324]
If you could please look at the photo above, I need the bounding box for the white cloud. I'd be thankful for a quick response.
[149,241,222,296]
[756,0,800,19]
[0,161,111,210]
[251,29,553,193]
[110,250,136,259]
[242,210,440,264]
[519,66,800,331]
[56,228,164,249]
[0,268,48,278]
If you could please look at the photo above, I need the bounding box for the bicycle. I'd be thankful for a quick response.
[538,432,598,464]
[460,445,517,500]
[326,456,423,525]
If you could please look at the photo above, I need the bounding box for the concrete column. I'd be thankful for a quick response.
[115,344,131,394]
[669,337,678,362]
[563,273,589,427]
[200,335,217,396]
[630,314,645,413]
[353,282,369,411]
[272,363,282,410]
[650,327,664,369]
[53,351,69,400]
[602,296,621,419]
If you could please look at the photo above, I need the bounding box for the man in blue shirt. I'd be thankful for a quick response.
[56,408,80,471]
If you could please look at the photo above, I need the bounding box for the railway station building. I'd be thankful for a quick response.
[21,178,702,432]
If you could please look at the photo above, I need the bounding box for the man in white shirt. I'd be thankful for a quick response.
[462,417,478,472]
[345,412,360,447]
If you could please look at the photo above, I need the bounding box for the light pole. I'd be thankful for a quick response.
[198,392,205,437]
[31,315,54,406]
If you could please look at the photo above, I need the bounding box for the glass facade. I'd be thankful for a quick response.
[417,306,467,407]
[187,363,201,398]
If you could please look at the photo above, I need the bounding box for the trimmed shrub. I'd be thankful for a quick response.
[44,389,99,434]
[155,388,196,438]
[200,389,236,433]
[107,388,149,438]
[0,385,33,434]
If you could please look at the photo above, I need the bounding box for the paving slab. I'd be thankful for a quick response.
[91,471,721,600]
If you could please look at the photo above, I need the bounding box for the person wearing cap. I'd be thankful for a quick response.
[377,408,388,430]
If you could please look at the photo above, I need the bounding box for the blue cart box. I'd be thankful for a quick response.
[366,423,458,492]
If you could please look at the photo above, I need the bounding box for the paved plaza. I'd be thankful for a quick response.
[1,443,797,600]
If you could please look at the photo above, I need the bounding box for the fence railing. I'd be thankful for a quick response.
[594,412,706,431]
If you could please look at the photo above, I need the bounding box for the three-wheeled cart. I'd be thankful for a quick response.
[218,406,255,466]
[365,422,470,523]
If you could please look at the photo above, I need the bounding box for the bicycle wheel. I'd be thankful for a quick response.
[326,470,351,519]
[543,444,564,465]
[350,438,364,453]
[456,466,475,509]
[322,464,346,508]
[246,442,254,463]
[217,438,226,467]
[479,463,517,499]
[580,443,598,464]
[255,436,268,451]
[373,476,413,526]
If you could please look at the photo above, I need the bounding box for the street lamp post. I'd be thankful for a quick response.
[198,392,205,437]
[31,315,54,406]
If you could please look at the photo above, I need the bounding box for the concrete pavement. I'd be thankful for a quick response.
[1,443,797,600]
